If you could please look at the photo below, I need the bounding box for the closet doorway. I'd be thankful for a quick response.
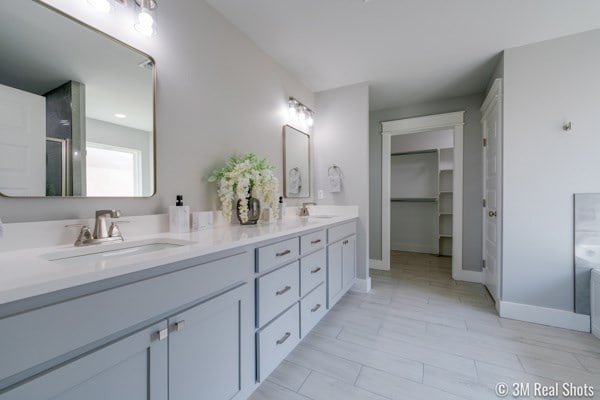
[380,112,464,280]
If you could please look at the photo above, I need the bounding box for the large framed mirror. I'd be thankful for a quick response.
[0,0,155,198]
[283,125,310,198]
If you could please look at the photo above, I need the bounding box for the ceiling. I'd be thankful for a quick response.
[205,0,600,110]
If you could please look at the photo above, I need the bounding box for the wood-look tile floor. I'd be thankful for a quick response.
[250,251,600,400]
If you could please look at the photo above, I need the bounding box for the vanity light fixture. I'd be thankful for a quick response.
[288,97,314,129]
[88,0,112,13]
[134,0,157,37]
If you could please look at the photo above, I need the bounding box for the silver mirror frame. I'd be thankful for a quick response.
[0,0,157,199]
[283,124,310,199]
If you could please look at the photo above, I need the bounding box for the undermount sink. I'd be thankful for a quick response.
[43,238,195,266]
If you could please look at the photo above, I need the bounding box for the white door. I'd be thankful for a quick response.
[481,79,502,306]
[0,84,46,196]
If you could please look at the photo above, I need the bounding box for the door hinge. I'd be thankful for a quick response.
[483,199,486,207]
[483,138,487,147]
[482,259,486,269]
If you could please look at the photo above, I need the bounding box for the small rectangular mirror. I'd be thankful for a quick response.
[283,125,310,198]
[0,0,155,197]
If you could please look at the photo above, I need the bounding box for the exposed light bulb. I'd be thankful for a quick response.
[114,113,127,118]
[88,0,111,13]
[288,102,298,120]
[299,107,307,123]
[307,113,314,127]
[135,11,155,36]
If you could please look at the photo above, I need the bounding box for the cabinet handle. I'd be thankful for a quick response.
[276,332,291,345]
[174,320,186,332]
[276,285,292,296]
[157,328,168,341]
[311,304,321,312]
[310,239,322,244]
[310,267,322,274]
[276,249,291,257]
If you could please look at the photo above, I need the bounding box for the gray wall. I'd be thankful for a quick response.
[0,0,313,222]
[314,83,370,282]
[502,29,600,311]
[369,93,485,271]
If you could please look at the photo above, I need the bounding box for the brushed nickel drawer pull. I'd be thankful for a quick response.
[276,332,291,345]
[157,328,168,341]
[276,249,291,257]
[276,285,292,296]
[310,239,322,244]
[174,320,186,332]
[311,304,321,312]
[310,267,322,274]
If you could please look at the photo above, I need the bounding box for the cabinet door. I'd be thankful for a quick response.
[169,284,250,400]
[327,241,343,307]
[342,235,357,289]
[1,322,168,400]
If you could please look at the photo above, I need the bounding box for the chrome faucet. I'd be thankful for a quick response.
[298,202,316,217]
[93,209,121,240]
[69,209,125,246]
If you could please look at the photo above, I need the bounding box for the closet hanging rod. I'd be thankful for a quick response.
[391,149,437,156]
[391,198,437,203]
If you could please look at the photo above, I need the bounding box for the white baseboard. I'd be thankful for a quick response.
[352,277,371,293]
[499,301,591,332]
[391,242,435,254]
[369,259,388,270]
[453,269,483,283]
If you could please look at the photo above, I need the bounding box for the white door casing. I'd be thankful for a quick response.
[0,83,46,196]
[380,112,465,281]
[481,78,503,306]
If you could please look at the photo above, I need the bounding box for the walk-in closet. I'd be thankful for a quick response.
[390,129,454,257]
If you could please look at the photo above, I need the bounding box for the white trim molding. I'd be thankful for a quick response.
[499,301,591,332]
[453,269,483,284]
[369,259,385,270]
[352,277,371,293]
[381,111,465,279]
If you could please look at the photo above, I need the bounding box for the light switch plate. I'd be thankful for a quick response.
[317,190,324,200]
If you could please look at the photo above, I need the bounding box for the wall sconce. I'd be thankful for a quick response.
[87,0,158,37]
[288,97,314,129]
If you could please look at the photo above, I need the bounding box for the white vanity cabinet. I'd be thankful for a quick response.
[327,222,357,308]
[0,252,254,400]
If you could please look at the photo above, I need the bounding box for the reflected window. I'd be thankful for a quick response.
[86,142,142,196]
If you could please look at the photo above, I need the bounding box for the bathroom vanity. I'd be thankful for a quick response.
[0,214,357,399]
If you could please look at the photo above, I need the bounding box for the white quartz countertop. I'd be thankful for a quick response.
[0,215,356,306]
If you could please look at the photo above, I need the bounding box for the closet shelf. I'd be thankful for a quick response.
[391,149,437,157]
[391,197,437,203]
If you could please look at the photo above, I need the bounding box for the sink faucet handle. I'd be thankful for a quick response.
[74,226,93,246]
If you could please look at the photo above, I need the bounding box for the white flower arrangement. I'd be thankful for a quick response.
[208,153,279,223]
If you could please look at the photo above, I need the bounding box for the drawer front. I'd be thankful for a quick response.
[256,237,299,273]
[0,252,250,384]
[300,230,326,255]
[257,304,300,382]
[300,284,327,337]
[257,262,300,327]
[328,221,357,244]
[300,249,326,296]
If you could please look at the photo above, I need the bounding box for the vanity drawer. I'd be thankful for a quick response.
[300,230,326,255]
[256,261,299,327]
[328,221,357,243]
[256,303,300,382]
[300,284,326,337]
[300,248,326,296]
[256,237,299,273]
[0,252,250,384]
